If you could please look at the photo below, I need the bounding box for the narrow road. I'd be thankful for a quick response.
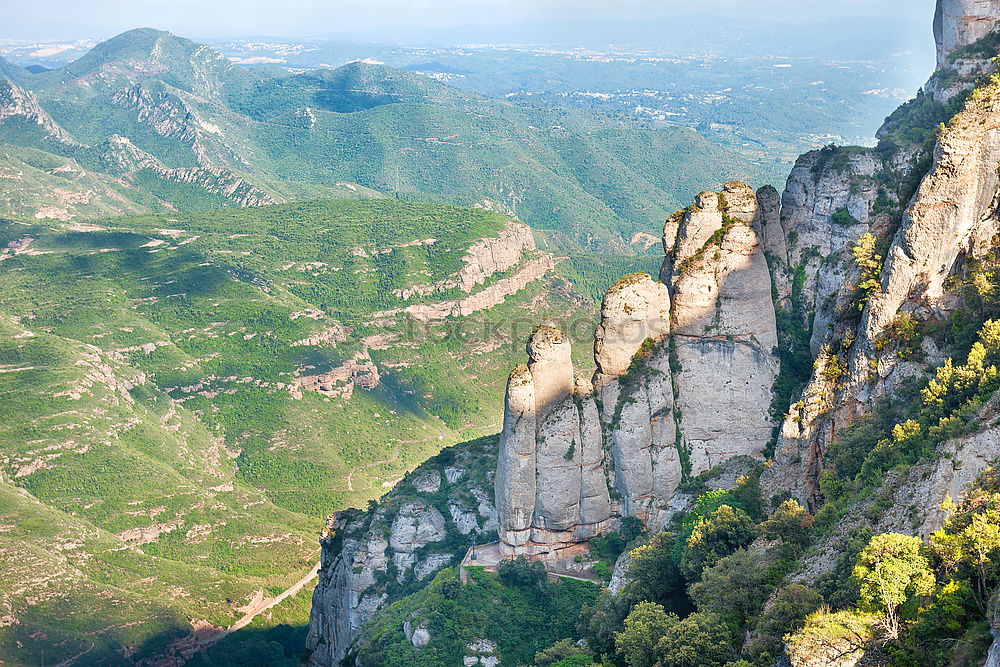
[54,640,94,667]
[199,560,321,648]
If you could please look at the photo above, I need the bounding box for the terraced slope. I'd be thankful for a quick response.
[0,198,591,664]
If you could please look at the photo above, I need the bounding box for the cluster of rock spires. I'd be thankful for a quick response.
[307,0,1000,662]
[495,180,781,558]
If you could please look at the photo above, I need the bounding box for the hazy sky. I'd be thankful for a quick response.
[4,0,938,39]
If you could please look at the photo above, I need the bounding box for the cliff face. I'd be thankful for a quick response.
[305,439,499,666]
[762,22,1000,508]
[935,0,1000,68]
[0,79,83,147]
[99,134,275,207]
[665,182,779,475]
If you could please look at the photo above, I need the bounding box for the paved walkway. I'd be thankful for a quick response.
[460,542,502,582]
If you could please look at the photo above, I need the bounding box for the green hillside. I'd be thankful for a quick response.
[0,198,590,664]
[0,28,772,250]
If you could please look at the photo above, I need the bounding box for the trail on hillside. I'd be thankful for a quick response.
[199,559,321,649]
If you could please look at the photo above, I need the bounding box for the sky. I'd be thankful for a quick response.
[2,0,938,40]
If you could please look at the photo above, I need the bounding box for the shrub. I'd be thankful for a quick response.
[831,208,859,227]
[498,555,547,588]
[679,505,756,581]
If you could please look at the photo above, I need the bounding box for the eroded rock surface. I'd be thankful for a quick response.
[305,440,498,666]
[935,0,1000,67]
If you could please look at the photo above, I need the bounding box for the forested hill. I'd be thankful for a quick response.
[0,28,769,251]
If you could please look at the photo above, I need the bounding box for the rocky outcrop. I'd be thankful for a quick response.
[291,353,380,401]
[310,15,1000,666]
[495,182,783,554]
[934,0,1000,67]
[762,22,1000,506]
[305,439,498,666]
[778,149,884,353]
[375,253,555,321]
[495,326,612,558]
[393,220,537,299]
[664,182,780,475]
[99,134,274,207]
[0,79,84,147]
[110,83,245,168]
[593,273,671,391]
[787,406,1000,591]
[111,85,199,143]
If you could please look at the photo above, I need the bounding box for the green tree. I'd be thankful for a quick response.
[622,532,683,608]
[689,548,770,624]
[747,584,824,662]
[852,233,882,309]
[760,499,814,545]
[785,609,878,667]
[852,533,935,638]
[534,638,590,666]
[499,555,547,588]
[653,612,732,667]
[615,604,732,667]
[931,489,1000,608]
[578,589,630,658]
[615,601,674,667]
[680,505,756,580]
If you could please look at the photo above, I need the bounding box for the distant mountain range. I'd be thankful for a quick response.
[0,27,771,250]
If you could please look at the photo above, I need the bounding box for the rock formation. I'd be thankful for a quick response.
[0,79,84,147]
[762,17,1000,508]
[664,182,779,475]
[495,182,781,556]
[100,134,275,207]
[306,439,499,666]
[495,325,612,558]
[935,0,1000,67]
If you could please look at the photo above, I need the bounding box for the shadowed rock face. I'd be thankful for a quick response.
[664,182,779,477]
[935,0,1000,68]
[496,183,781,555]
[594,274,672,390]
[495,327,613,558]
[527,325,575,416]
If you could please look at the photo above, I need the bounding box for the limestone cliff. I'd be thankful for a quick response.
[935,0,1000,68]
[762,15,1000,508]
[0,79,84,147]
[99,134,275,207]
[305,438,499,666]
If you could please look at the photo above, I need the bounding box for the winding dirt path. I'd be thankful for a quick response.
[345,442,404,492]
[54,640,94,667]
[344,433,449,492]
[198,559,321,649]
